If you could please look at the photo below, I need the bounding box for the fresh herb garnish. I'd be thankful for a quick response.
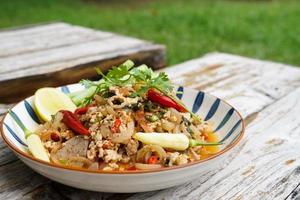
[77,60,134,106]
[69,60,201,121]
[129,64,174,96]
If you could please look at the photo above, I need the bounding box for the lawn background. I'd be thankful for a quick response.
[0,0,299,66]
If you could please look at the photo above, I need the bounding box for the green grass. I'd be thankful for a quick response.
[0,0,299,66]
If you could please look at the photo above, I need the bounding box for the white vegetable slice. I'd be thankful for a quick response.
[134,132,189,151]
[27,134,50,162]
[8,110,50,162]
[135,163,162,170]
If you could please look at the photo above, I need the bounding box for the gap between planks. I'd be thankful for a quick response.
[127,53,300,200]
[285,182,300,200]
[129,86,300,200]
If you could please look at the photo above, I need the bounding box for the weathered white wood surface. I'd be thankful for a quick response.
[0,22,165,103]
[129,53,300,200]
[286,184,300,200]
[1,53,300,199]
[131,87,300,200]
[162,53,300,118]
[0,23,112,57]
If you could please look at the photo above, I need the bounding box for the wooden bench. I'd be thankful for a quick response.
[1,52,300,199]
[0,22,165,103]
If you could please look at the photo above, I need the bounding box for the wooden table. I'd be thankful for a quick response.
[0,22,165,103]
[1,53,300,200]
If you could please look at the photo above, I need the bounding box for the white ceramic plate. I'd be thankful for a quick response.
[0,84,244,193]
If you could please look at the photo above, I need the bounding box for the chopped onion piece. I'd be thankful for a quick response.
[135,163,162,170]
[136,144,167,164]
[111,119,134,144]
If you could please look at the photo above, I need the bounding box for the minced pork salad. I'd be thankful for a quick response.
[12,60,223,171]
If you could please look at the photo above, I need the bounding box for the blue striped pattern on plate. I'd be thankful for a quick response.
[2,84,243,153]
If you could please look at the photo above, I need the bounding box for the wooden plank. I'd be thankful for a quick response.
[0,26,113,57]
[0,137,16,167]
[0,23,68,38]
[286,183,300,200]
[0,44,165,103]
[0,100,48,197]
[0,22,165,103]
[128,53,300,200]
[0,157,113,200]
[0,36,152,76]
[160,53,300,118]
[1,53,299,199]
[0,160,51,200]
[1,43,164,78]
[0,136,114,200]
[0,105,15,166]
[130,87,300,200]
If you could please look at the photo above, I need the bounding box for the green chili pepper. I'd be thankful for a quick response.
[145,115,159,122]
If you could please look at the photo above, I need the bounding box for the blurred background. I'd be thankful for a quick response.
[0,0,299,66]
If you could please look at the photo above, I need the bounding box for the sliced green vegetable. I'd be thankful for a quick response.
[59,159,67,165]
[145,115,159,122]
[189,139,223,147]
[26,134,50,162]
[134,132,223,151]
[134,132,189,151]
[68,86,97,106]
[8,110,50,162]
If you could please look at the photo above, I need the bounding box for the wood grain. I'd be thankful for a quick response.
[130,87,300,200]
[0,22,165,103]
[1,53,300,199]
[0,36,150,76]
[0,23,69,38]
[286,183,300,200]
[0,24,113,58]
[161,53,300,118]
[0,46,165,103]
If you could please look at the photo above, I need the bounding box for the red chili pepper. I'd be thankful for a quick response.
[51,132,60,142]
[127,165,136,170]
[147,89,186,112]
[148,155,158,164]
[74,105,92,115]
[61,110,89,135]
[111,118,122,133]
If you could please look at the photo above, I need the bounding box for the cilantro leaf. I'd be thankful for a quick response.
[71,59,201,121]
